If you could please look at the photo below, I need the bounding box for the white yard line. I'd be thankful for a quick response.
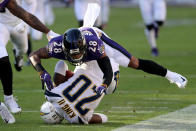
[113,104,196,131]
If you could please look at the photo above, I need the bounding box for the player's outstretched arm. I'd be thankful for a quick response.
[7,0,50,34]
[6,0,59,41]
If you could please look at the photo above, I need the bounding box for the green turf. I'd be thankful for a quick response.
[0,6,196,131]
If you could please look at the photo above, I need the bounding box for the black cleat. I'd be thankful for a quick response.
[151,48,159,57]
[13,49,23,71]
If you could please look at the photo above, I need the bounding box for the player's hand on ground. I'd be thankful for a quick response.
[40,71,54,91]
[14,22,27,33]
[46,30,60,41]
[96,84,107,95]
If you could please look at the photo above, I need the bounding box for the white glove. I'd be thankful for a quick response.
[46,30,60,41]
[14,22,27,33]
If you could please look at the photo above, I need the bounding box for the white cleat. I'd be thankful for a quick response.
[167,72,187,88]
[4,95,22,114]
[0,102,15,124]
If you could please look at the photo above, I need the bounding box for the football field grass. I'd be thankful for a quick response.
[0,6,196,131]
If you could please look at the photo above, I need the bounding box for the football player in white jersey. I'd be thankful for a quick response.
[29,26,187,100]
[0,0,58,119]
[139,0,166,56]
[40,59,119,124]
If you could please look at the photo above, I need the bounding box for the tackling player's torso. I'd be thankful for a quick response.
[48,27,105,62]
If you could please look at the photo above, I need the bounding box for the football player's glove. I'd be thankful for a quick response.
[46,30,60,41]
[40,71,53,91]
[95,84,107,95]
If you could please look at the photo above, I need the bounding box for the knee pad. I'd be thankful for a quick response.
[54,60,68,76]
[155,21,164,27]
[146,24,154,31]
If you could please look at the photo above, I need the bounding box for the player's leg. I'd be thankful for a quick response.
[0,102,15,124]
[44,0,55,26]
[88,113,107,124]
[99,0,110,29]
[0,24,22,114]
[74,0,88,27]
[31,0,45,40]
[153,0,167,38]
[10,26,28,71]
[128,56,187,88]
[53,60,73,87]
[139,0,158,56]
[102,34,187,88]
[22,0,37,66]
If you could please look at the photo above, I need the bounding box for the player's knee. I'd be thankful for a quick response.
[89,113,108,124]
[54,60,68,76]
[145,24,154,31]
[128,56,139,69]
[155,21,164,27]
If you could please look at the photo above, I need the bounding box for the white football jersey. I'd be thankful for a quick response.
[0,0,22,26]
[46,60,119,124]
[46,60,105,124]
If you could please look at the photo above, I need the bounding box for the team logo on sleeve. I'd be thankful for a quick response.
[82,30,93,36]
[98,45,105,54]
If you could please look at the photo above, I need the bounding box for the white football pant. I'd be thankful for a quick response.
[0,23,28,58]
[139,0,166,25]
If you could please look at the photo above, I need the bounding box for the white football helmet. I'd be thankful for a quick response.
[40,101,63,124]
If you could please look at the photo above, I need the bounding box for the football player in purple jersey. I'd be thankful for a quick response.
[29,27,187,95]
[0,0,58,122]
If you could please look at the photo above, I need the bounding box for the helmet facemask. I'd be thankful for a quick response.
[63,28,87,66]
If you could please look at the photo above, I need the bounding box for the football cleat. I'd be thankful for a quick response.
[167,72,187,88]
[151,48,159,57]
[0,102,15,124]
[13,49,23,71]
[4,95,22,114]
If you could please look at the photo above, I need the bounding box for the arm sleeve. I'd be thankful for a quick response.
[97,56,113,87]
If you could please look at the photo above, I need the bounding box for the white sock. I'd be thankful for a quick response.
[145,29,157,49]
[4,95,13,101]
[54,60,68,76]
[94,113,108,123]
[165,70,176,80]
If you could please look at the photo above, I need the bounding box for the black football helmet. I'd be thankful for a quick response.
[63,28,87,66]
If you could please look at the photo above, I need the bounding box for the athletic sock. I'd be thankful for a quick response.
[145,29,157,49]
[137,59,167,77]
[0,56,13,95]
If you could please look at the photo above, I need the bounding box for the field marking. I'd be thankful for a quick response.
[113,104,196,131]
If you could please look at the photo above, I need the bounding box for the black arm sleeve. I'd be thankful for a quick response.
[97,56,113,87]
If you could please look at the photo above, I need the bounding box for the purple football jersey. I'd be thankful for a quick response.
[81,27,105,61]
[48,35,67,60]
[0,0,10,8]
[47,29,105,62]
